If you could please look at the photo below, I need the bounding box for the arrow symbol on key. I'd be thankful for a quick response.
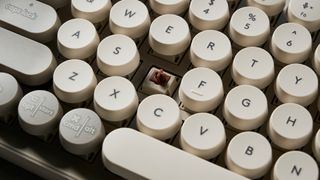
[200,126,208,136]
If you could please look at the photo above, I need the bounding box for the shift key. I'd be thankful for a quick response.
[0,27,56,86]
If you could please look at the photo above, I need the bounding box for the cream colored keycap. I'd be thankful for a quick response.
[71,0,112,23]
[229,6,270,47]
[136,94,181,140]
[97,34,140,76]
[94,76,138,122]
[188,0,229,30]
[288,0,320,32]
[232,47,274,89]
[38,0,68,9]
[247,0,286,16]
[270,23,312,64]
[59,108,105,155]
[273,151,319,180]
[179,67,224,112]
[267,103,313,150]
[0,0,61,43]
[180,113,226,160]
[0,73,23,120]
[190,30,232,71]
[149,0,190,15]
[275,64,318,106]
[225,131,272,179]
[57,18,100,59]
[53,59,97,103]
[18,90,63,136]
[313,128,320,162]
[109,0,150,39]
[102,128,249,180]
[0,27,56,86]
[149,14,191,56]
[223,85,268,130]
[312,44,320,75]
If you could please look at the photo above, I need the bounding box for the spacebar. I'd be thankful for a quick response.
[102,128,249,180]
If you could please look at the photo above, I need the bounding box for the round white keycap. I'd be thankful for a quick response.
[71,0,112,23]
[97,34,140,76]
[149,0,190,15]
[136,94,181,140]
[312,44,320,75]
[59,108,105,155]
[223,85,268,130]
[179,67,224,112]
[94,76,139,122]
[267,103,313,150]
[287,0,320,32]
[225,131,272,179]
[273,151,319,180]
[270,23,312,64]
[53,59,97,103]
[229,6,270,47]
[232,47,274,89]
[0,72,23,119]
[149,14,191,56]
[190,30,232,71]
[313,128,320,162]
[275,64,318,106]
[18,90,63,136]
[109,0,150,38]
[247,0,286,16]
[188,0,229,30]
[57,18,100,59]
[180,113,226,160]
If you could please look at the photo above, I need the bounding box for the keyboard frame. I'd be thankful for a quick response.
[0,0,319,179]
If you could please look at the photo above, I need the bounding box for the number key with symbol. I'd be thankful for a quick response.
[94,76,138,122]
[180,113,226,160]
[149,0,190,15]
[288,0,320,32]
[53,59,97,104]
[59,108,105,155]
[188,0,230,30]
[229,6,270,47]
[270,23,312,64]
[247,0,286,16]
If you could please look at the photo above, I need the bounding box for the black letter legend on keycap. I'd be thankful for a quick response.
[69,72,78,81]
[200,126,208,135]
[72,31,80,39]
[110,89,120,99]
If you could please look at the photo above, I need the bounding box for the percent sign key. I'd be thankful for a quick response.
[59,108,106,155]
[229,6,270,47]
